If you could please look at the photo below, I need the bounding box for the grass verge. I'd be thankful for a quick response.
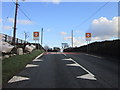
[2,50,44,86]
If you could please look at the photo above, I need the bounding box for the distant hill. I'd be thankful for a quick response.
[64,39,119,58]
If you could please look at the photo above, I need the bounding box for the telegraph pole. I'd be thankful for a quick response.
[71,30,73,47]
[12,0,19,45]
[41,28,43,50]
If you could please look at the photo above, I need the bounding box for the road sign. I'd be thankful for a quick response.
[33,32,39,40]
[86,33,91,38]
[34,32,39,37]
[86,33,91,41]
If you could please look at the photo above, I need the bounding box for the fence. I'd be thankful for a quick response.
[0,33,29,44]
[0,33,46,51]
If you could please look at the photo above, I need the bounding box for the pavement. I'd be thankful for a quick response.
[4,52,118,88]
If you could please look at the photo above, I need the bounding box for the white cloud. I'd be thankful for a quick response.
[52,0,61,4]
[41,0,61,4]
[73,37,85,47]
[60,32,67,36]
[75,30,82,34]
[3,26,12,30]
[64,36,71,40]
[8,18,33,25]
[64,36,86,47]
[0,18,2,23]
[46,29,51,32]
[88,17,118,40]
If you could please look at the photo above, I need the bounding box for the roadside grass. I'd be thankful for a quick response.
[2,50,44,85]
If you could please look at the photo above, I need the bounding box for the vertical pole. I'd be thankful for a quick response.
[89,40,90,52]
[12,0,19,45]
[71,30,73,48]
[41,28,43,50]
[38,40,39,50]
[87,40,90,53]
[87,41,89,53]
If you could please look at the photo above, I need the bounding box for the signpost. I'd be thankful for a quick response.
[85,33,91,52]
[33,32,39,40]
[86,33,91,41]
[33,32,40,49]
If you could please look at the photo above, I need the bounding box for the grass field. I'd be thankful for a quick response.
[2,50,44,85]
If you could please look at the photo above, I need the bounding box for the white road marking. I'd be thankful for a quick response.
[63,54,97,80]
[85,54,102,59]
[62,58,73,61]
[66,63,80,67]
[77,74,97,80]
[63,54,67,57]
[33,53,43,61]
[33,59,43,62]
[25,64,39,68]
[8,76,30,83]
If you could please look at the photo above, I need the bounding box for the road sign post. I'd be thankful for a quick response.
[33,32,39,49]
[85,33,91,53]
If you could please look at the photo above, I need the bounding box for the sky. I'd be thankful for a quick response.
[1,1,119,48]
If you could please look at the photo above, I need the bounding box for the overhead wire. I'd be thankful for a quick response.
[18,7,32,21]
[12,0,32,21]
[73,0,111,30]
[2,3,14,27]
[11,0,41,29]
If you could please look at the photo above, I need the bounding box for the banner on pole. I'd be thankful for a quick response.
[33,32,39,40]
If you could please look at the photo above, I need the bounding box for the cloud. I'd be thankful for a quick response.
[8,18,33,25]
[60,32,67,36]
[41,0,61,4]
[75,30,82,34]
[64,36,71,40]
[3,26,12,30]
[64,36,86,47]
[88,17,118,40]
[46,29,51,32]
[52,0,61,4]
[0,18,2,23]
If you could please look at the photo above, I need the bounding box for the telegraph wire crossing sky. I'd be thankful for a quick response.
[1,1,118,48]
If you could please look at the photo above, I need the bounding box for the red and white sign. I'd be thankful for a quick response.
[33,32,39,40]
[86,33,91,41]
[34,32,39,37]
[86,33,91,38]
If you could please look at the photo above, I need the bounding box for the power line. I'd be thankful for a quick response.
[18,7,32,21]
[2,3,14,26]
[74,0,111,29]
[12,0,32,21]
[18,6,43,29]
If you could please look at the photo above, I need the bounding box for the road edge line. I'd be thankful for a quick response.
[33,53,44,61]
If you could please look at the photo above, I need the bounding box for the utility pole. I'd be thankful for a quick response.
[41,28,43,50]
[71,30,73,48]
[12,0,19,45]
[24,31,29,42]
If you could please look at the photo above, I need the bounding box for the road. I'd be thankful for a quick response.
[4,52,118,88]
